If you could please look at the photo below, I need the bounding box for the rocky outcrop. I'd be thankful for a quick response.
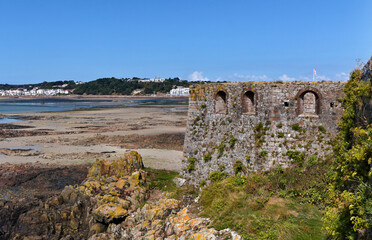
[362,57,372,81]
[88,195,240,239]
[6,151,241,240]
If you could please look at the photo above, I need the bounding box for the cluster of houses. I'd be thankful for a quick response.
[137,77,165,83]
[0,88,71,96]
[169,86,189,96]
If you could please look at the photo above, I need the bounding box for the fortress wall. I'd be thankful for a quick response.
[182,81,346,185]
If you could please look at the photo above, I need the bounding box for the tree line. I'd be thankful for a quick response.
[0,80,76,90]
[73,77,190,95]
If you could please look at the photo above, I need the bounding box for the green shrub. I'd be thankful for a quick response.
[203,153,212,162]
[255,122,264,132]
[285,150,305,166]
[277,122,283,128]
[217,143,225,158]
[305,155,318,168]
[291,123,303,132]
[229,136,237,148]
[254,122,269,146]
[218,164,226,172]
[259,151,268,158]
[318,125,326,134]
[193,116,201,125]
[233,160,246,174]
[278,132,284,138]
[323,68,372,238]
[209,171,227,182]
[187,157,196,172]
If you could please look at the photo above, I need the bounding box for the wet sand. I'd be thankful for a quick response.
[0,105,188,171]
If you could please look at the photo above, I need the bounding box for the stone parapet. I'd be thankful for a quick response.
[182,81,346,185]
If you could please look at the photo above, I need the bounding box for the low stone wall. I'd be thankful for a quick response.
[182,81,346,185]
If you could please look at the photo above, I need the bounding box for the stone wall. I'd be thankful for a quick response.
[182,81,346,185]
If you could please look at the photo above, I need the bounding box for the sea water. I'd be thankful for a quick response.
[0,98,188,114]
[0,98,121,113]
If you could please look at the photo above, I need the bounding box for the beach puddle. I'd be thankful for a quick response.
[0,117,20,124]
[0,145,42,157]
[10,145,41,151]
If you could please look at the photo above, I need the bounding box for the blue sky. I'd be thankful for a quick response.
[0,0,371,84]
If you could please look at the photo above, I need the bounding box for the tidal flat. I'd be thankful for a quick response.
[0,103,187,202]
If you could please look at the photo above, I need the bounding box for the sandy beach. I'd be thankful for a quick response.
[0,104,188,171]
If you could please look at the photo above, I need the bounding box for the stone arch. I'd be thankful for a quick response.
[296,88,322,115]
[242,90,255,113]
[215,90,227,114]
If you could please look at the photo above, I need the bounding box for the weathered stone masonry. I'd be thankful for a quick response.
[182,81,346,185]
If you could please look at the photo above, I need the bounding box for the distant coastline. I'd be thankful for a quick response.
[0,94,188,99]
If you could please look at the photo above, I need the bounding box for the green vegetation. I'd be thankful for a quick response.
[200,158,332,239]
[187,157,196,172]
[203,153,212,162]
[259,151,268,158]
[0,80,76,90]
[73,77,189,95]
[0,77,190,95]
[218,164,226,172]
[291,123,304,132]
[323,69,372,239]
[209,171,227,182]
[230,136,238,148]
[305,155,318,168]
[193,116,201,125]
[146,168,198,200]
[285,150,306,167]
[318,125,326,134]
[146,168,179,192]
[255,122,269,146]
[217,143,226,158]
[255,122,264,134]
[233,160,246,174]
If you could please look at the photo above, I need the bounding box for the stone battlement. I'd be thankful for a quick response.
[182,80,346,185]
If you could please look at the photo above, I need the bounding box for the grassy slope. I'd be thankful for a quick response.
[146,156,331,240]
[200,156,333,240]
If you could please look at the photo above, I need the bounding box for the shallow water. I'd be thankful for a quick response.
[0,117,19,123]
[0,98,187,114]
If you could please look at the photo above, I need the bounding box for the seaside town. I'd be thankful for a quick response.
[0,78,190,96]
[0,88,71,96]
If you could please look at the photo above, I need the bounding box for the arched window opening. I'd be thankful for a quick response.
[242,91,255,113]
[215,91,227,114]
[297,90,321,115]
[303,92,316,114]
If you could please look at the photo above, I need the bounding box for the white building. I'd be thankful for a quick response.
[169,87,189,96]
[138,77,165,83]
[0,88,70,96]
[152,77,165,83]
